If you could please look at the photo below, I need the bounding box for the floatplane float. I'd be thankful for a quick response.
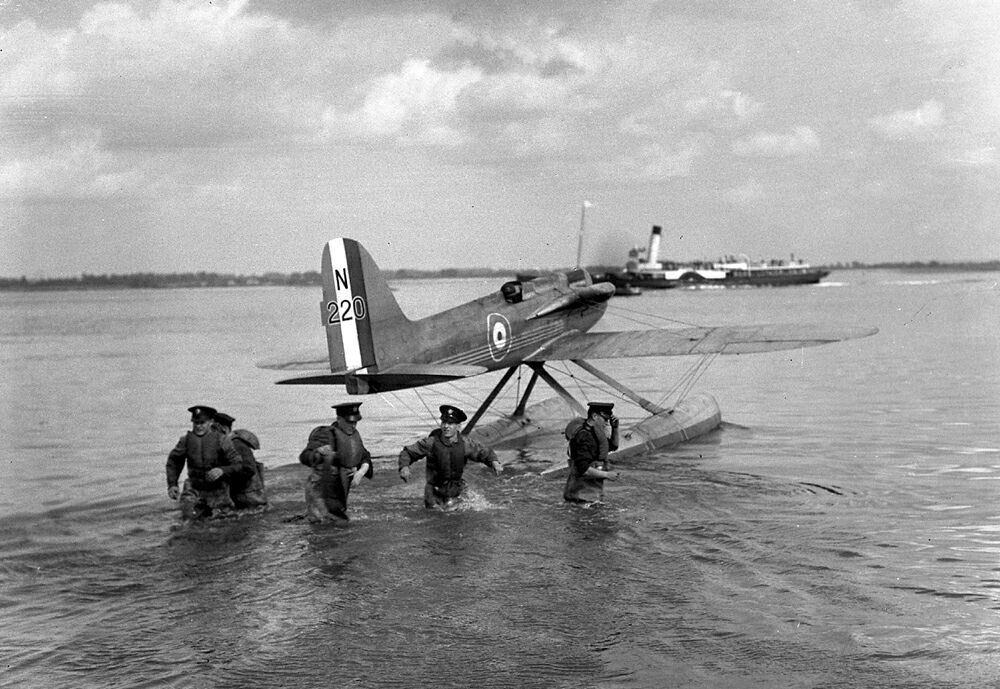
[259,238,876,463]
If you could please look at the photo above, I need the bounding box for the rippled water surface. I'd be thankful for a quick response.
[2,270,999,688]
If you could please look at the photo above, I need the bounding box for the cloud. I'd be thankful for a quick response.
[0,130,145,200]
[634,138,709,180]
[1,1,324,151]
[322,59,482,145]
[868,100,944,139]
[950,146,998,168]
[322,27,598,150]
[724,178,767,205]
[4,0,998,276]
[434,30,590,78]
[684,89,762,123]
[0,2,804,189]
[0,1,343,201]
[732,126,820,157]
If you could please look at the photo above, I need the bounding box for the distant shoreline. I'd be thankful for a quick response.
[1,261,997,291]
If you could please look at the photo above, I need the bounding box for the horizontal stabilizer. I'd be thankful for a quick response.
[361,363,488,378]
[275,373,348,385]
[276,363,488,392]
[257,349,329,371]
[525,323,878,360]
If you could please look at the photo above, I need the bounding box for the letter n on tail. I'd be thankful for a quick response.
[321,239,376,372]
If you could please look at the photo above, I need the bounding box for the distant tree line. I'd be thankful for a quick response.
[0,267,516,291]
[0,271,322,291]
[822,260,1000,271]
[1,261,996,291]
[591,260,1000,273]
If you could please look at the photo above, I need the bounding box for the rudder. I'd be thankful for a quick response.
[321,238,410,372]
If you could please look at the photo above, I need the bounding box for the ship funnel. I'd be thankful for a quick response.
[647,225,662,266]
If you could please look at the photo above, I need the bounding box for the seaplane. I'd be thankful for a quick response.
[259,238,876,460]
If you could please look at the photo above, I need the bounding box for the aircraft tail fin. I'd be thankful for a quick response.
[321,238,412,373]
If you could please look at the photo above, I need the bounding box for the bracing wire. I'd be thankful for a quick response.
[578,291,729,411]
[544,360,642,422]
[385,390,419,418]
[651,351,719,410]
[439,379,485,409]
[574,294,726,408]
[600,298,706,329]
[410,387,438,423]
[685,353,719,397]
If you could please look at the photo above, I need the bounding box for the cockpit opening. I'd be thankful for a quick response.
[501,281,523,304]
[501,280,538,304]
[565,268,590,287]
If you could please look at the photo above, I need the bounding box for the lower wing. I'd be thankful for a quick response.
[258,323,876,388]
[525,323,878,360]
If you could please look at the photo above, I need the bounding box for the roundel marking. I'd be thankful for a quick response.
[487,313,512,362]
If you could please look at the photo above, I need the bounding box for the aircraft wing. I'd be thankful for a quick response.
[525,323,878,360]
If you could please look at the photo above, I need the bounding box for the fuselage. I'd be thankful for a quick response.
[377,271,611,372]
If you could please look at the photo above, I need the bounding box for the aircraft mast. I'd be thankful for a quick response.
[575,200,591,268]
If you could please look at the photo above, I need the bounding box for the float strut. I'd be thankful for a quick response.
[463,366,519,434]
[527,363,587,417]
[513,369,541,416]
[571,360,668,414]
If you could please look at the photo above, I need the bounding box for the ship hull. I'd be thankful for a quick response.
[606,268,829,289]
[709,268,829,287]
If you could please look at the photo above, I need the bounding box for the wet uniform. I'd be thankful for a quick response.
[228,429,267,509]
[299,419,372,521]
[166,430,251,518]
[564,421,618,503]
[399,430,499,508]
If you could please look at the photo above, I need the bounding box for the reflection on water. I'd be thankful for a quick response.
[2,272,1000,687]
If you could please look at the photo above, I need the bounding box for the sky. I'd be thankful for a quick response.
[2,0,998,277]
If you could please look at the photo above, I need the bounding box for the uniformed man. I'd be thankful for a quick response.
[299,402,373,522]
[398,404,503,509]
[166,405,250,519]
[213,411,267,510]
[564,401,621,504]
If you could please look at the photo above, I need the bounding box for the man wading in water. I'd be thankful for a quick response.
[564,402,621,504]
[398,404,503,509]
[166,405,252,519]
[299,402,373,522]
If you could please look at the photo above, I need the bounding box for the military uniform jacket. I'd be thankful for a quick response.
[398,429,498,489]
[299,422,373,478]
[568,422,616,476]
[166,430,249,490]
[563,421,619,503]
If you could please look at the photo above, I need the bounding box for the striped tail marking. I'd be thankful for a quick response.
[322,239,377,372]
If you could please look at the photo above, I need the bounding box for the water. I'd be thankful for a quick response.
[2,270,999,688]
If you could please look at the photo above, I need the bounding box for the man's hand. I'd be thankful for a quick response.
[167,485,179,500]
[313,445,336,468]
[606,470,621,481]
[351,464,369,487]
[205,467,224,482]
[399,466,411,483]
[609,415,619,429]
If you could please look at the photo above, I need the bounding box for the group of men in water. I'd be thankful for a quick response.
[165,399,623,521]
[165,405,267,520]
